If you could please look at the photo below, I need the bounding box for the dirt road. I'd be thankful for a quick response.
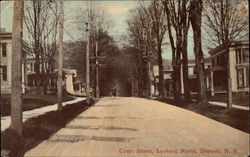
[25,97,249,157]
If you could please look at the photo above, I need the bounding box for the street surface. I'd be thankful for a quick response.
[1,97,86,132]
[25,97,249,157]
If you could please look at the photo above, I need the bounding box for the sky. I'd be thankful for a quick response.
[2,1,247,60]
[0,1,138,40]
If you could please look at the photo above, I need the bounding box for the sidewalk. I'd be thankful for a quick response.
[209,101,249,110]
[191,99,249,111]
[1,97,86,132]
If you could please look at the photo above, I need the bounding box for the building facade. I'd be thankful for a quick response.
[24,54,57,95]
[188,55,212,94]
[0,28,27,94]
[0,28,57,95]
[0,28,13,94]
[61,68,84,96]
[152,60,173,97]
[209,40,249,95]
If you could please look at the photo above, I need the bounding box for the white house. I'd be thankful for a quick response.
[209,40,249,95]
[60,68,84,96]
[0,28,27,94]
[188,55,212,94]
[0,28,57,95]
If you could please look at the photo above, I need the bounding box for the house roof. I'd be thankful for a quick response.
[208,40,249,55]
[54,68,77,75]
[153,59,172,77]
[188,54,212,64]
[0,28,12,39]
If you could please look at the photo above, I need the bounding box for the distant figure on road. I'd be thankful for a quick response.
[112,88,117,97]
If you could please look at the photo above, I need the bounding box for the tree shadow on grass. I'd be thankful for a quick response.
[1,99,95,157]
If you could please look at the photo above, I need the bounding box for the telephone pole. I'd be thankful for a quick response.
[11,0,24,135]
[57,0,64,110]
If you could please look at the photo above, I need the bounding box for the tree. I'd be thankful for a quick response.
[140,0,167,98]
[126,1,167,98]
[203,0,249,108]
[163,0,190,102]
[189,0,208,104]
[76,3,112,98]
[126,7,155,97]
[122,46,148,96]
[23,0,59,94]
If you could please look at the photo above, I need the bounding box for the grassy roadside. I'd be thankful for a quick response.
[1,99,95,157]
[190,93,249,106]
[158,98,249,133]
[208,93,249,106]
[1,94,74,117]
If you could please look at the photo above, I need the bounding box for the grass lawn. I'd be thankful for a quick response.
[0,94,74,117]
[158,98,249,133]
[1,99,95,157]
[208,93,249,106]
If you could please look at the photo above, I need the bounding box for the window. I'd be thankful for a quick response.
[1,66,7,81]
[236,49,240,63]
[188,66,194,75]
[237,68,244,88]
[30,63,34,73]
[236,48,249,64]
[2,43,7,57]
[26,63,31,73]
[243,48,249,63]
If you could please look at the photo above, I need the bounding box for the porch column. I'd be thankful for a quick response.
[180,60,184,94]
[79,83,82,95]
[21,62,25,93]
[211,71,214,96]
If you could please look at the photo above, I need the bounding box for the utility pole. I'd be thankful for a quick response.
[86,22,90,104]
[57,0,64,110]
[11,0,24,135]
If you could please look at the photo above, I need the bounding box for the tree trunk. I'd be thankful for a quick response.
[190,0,208,104]
[172,59,182,101]
[35,55,40,93]
[226,45,232,108]
[182,28,190,101]
[157,45,164,98]
[43,75,48,95]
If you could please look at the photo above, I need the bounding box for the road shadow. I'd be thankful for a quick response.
[75,116,141,120]
[65,125,138,131]
[92,104,120,107]
[47,134,136,143]
[1,99,95,157]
